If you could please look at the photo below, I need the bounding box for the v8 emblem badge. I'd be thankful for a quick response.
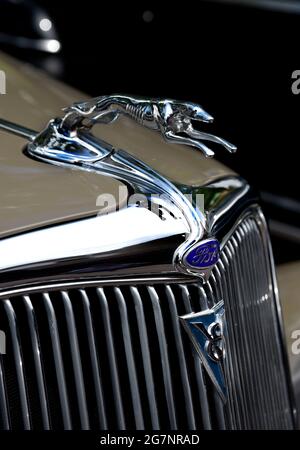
[180,300,227,402]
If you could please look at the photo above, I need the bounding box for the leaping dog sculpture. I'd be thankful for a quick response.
[62,95,237,158]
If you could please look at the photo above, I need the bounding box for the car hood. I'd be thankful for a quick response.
[0,52,235,238]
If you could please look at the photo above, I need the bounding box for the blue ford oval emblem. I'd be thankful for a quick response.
[184,239,220,269]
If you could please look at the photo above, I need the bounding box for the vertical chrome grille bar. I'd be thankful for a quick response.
[255,218,289,425]
[213,262,237,429]
[179,284,213,429]
[242,223,272,426]
[165,285,196,430]
[194,284,209,311]
[224,237,255,429]
[130,286,160,430]
[211,266,238,430]
[23,295,50,430]
[206,281,226,430]
[247,221,285,425]
[147,286,177,429]
[224,233,265,428]
[239,223,274,428]
[3,300,30,429]
[61,291,90,429]
[225,243,257,428]
[42,293,72,430]
[96,288,125,430]
[210,211,294,430]
[0,355,9,429]
[245,221,278,427]
[213,391,226,430]
[254,222,291,428]
[182,284,213,430]
[114,287,144,430]
[79,289,107,429]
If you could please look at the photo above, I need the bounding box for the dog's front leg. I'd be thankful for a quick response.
[163,130,215,158]
[186,127,237,153]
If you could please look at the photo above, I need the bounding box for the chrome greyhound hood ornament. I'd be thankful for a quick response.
[0,94,236,280]
[61,95,237,158]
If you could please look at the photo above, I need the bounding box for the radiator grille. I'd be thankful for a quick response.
[211,212,293,429]
[0,210,294,429]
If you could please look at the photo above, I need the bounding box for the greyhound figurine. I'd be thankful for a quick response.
[61,95,237,158]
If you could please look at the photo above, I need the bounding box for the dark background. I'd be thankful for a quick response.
[1,0,300,262]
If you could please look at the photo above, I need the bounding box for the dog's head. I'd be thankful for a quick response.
[159,99,213,122]
[156,99,214,133]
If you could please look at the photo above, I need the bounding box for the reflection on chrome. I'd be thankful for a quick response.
[63,94,237,158]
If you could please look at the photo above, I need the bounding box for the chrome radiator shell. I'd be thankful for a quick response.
[0,207,295,430]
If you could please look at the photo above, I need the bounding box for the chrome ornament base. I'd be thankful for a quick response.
[0,95,237,281]
[23,94,237,280]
